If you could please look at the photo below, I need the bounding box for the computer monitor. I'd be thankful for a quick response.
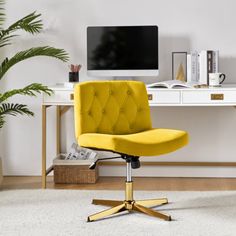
[87,25,159,77]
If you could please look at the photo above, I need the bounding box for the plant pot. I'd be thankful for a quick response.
[0,157,3,187]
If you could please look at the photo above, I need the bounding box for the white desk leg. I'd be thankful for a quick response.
[56,106,61,155]
[42,105,47,189]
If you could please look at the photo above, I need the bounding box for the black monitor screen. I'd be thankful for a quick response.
[87,26,158,70]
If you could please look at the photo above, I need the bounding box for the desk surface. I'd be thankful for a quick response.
[50,83,236,91]
[43,84,236,107]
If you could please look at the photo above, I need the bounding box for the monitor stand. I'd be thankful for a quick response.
[113,76,135,81]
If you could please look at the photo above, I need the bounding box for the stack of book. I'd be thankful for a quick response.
[65,143,97,162]
[187,50,219,85]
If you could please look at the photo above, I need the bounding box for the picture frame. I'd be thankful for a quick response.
[172,52,187,81]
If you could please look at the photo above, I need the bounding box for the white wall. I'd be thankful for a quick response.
[1,0,236,177]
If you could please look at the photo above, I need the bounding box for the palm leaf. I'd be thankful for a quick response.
[0,46,69,80]
[0,103,34,128]
[0,11,42,48]
[6,11,42,34]
[0,103,34,116]
[0,116,4,128]
[0,83,53,103]
[0,34,17,48]
[0,0,5,30]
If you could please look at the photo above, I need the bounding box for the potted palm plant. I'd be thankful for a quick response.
[0,1,69,186]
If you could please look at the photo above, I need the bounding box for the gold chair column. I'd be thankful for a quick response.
[125,160,133,202]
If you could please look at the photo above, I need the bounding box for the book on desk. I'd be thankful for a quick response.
[146,80,206,89]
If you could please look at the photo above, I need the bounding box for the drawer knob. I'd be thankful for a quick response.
[211,94,224,100]
[70,93,74,100]
[148,94,153,100]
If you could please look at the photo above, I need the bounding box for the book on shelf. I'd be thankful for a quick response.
[199,50,213,85]
[146,80,200,89]
[187,54,191,83]
[187,51,198,83]
[212,50,219,72]
[187,50,219,85]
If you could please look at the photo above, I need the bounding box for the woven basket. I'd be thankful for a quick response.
[53,155,98,184]
[54,165,98,184]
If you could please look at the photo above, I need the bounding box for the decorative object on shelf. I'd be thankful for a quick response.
[0,1,69,129]
[209,73,226,87]
[172,52,187,81]
[176,63,185,81]
[69,64,81,82]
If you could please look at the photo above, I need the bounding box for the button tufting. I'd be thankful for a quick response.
[127,90,131,95]
[76,82,152,136]
[120,107,124,113]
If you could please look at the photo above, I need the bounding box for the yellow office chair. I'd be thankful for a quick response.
[74,81,188,222]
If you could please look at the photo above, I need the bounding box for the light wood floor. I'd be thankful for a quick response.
[2,176,236,191]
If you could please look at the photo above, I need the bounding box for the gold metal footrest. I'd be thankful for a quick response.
[133,203,171,221]
[88,203,126,222]
[135,198,168,207]
[87,198,171,222]
[92,199,124,207]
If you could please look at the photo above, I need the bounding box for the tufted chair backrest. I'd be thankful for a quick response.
[74,81,152,138]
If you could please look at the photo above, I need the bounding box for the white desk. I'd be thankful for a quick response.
[41,84,236,188]
[43,84,236,106]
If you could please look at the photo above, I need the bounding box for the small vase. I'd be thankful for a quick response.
[0,157,3,187]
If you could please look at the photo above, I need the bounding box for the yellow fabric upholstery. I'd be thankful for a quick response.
[74,81,152,138]
[78,128,188,156]
[74,81,188,156]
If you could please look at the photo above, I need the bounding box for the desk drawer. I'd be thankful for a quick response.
[147,90,181,104]
[182,90,236,104]
[43,90,74,103]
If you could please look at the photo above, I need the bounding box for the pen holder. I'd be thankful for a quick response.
[69,72,79,82]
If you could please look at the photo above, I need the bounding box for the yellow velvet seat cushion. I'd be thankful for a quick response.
[78,128,188,156]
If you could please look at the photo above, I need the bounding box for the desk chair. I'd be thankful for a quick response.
[74,81,188,222]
